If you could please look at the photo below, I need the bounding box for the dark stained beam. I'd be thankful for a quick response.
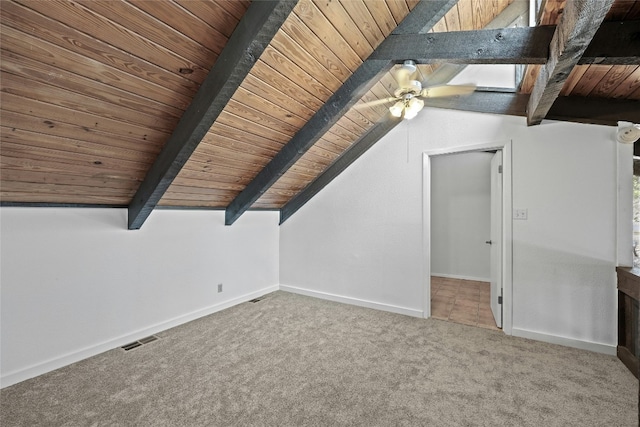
[546,96,640,126]
[225,0,459,225]
[372,26,554,64]
[424,91,529,117]
[127,0,298,230]
[425,0,529,85]
[423,91,639,127]
[526,0,615,126]
[371,21,640,66]
[580,20,640,65]
[279,113,402,224]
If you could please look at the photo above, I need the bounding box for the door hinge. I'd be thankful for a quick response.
[498,296,503,304]
[498,165,503,174]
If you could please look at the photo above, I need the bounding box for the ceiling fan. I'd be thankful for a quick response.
[359,60,476,120]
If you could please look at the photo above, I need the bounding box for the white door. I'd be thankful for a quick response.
[490,151,503,328]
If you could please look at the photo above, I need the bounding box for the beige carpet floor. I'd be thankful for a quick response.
[1,291,637,426]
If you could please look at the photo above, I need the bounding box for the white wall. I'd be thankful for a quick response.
[280,108,619,352]
[511,130,616,349]
[279,121,425,317]
[0,208,279,387]
[431,152,492,281]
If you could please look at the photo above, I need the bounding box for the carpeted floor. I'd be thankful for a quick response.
[1,291,637,426]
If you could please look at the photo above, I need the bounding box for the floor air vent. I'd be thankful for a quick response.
[122,335,159,351]
[138,335,158,344]
[249,297,263,303]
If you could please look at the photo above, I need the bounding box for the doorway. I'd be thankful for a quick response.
[423,141,513,334]
[430,276,498,329]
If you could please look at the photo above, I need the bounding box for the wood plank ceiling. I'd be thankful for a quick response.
[1,0,639,228]
[521,0,640,99]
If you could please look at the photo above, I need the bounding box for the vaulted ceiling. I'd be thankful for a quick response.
[1,0,639,228]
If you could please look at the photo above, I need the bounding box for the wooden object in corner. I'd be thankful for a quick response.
[616,267,639,379]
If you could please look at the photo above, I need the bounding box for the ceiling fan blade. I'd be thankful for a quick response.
[354,97,397,109]
[421,84,476,98]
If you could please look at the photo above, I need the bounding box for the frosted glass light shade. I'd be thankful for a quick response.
[389,101,404,118]
[403,98,424,120]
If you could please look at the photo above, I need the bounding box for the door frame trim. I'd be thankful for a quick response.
[422,140,513,335]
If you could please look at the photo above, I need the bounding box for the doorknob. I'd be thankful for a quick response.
[485,240,492,245]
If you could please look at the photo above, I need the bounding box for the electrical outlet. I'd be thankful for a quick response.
[217,283,223,293]
[513,208,528,220]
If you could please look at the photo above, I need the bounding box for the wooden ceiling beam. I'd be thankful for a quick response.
[424,91,530,117]
[526,0,615,126]
[224,0,459,226]
[371,21,639,66]
[545,96,640,126]
[279,113,402,224]
[372,27,552,64]
[126,0,298,230]
[425,0,529,85]
[579,21,640,65]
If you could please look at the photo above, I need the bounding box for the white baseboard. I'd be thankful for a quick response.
[511,328,616,355]
[0,285,278,389]
[279,284,423,318]
[431,273,491,282]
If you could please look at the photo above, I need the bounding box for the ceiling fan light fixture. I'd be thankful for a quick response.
[390,100,405,118]
[408,97,424,111]
[403,107,419,120]
[379,59,475,120]
[388,96,424,120]
[403,97,424,120]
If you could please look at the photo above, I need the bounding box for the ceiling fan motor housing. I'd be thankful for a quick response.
[394,79,422,98]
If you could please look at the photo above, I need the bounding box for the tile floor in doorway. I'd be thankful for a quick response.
[430,276,499,330]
